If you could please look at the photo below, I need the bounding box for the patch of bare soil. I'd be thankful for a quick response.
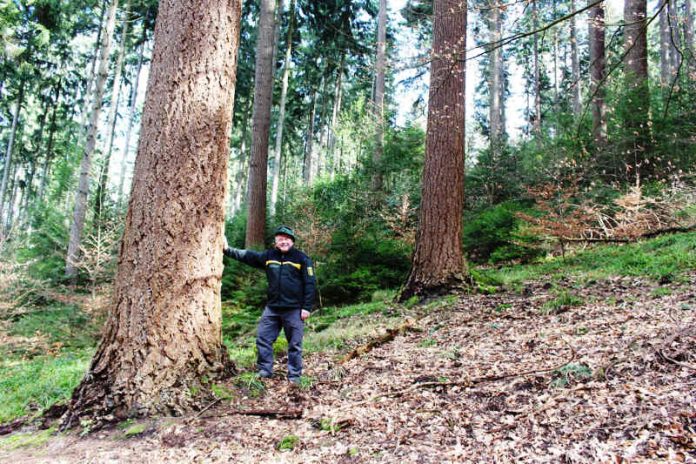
[2,273,694,463]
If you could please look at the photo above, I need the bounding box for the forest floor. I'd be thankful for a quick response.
[1,265,694,463]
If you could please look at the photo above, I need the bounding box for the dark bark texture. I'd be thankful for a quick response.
[400,0,468,301]
[62,0,241,429]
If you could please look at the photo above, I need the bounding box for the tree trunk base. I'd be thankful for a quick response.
[397,273,470,304]
[59,347,236,432]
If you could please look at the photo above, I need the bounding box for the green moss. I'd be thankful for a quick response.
[276,434,300,451]
[0,427,56,451]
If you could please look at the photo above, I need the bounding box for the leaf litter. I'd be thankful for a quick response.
[1,272,694,463]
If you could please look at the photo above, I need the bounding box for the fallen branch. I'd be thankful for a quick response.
[232,408,303,419]
[562,224,696,244]
[340,319,418,364]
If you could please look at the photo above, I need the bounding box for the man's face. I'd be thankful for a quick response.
[274,234,294,253]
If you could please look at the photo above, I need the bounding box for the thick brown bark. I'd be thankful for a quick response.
[399,0,468,301]
[65,0,119,278]
[270,0,295,218]
[371,0,387,192]
[245,0,276,248]
[623,0,651,178]
[62,0,241,429]
[588,0,607,147]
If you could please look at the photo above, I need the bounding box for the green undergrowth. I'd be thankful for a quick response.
[0,351,91,423]
[477,232,696,288]
[0,299,99,424]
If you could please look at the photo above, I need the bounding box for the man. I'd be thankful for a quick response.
[223,226,316,383]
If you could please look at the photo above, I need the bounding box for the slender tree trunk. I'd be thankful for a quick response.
[532,0,542,139]
[570,0,581,115]
[685,0,695,65]
[4,165,19,231]
[668,0,681,76]
[65,0,119,278]
[94,0,132,226]
[371,0,387,192]
[232,99,251,215]
[62,0,242,429]
[0,79,25,230]
[659,2,670,87]
[588,0,607,147]
[118,32,147,208]
[38,83,62,203]
[399,0,468,301]
[245,0,276,248]
[269,0,295,218]
[489,0,503,154]
[81,0,108,131]
[328,54,344,180]
[623,0,651,179]
[303,89,317,185]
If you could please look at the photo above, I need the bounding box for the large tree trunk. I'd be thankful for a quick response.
[94,0,132,226]
[0,79,25,231]
[371,0,387,192]
[588,0,607,147]
[61,0,241,429]
[623,0,651,179]
[399,0,468,301]
[269,0,295,218]
[117,29,147,208]
[65,0,119,278]
[245,0,276,248]
[570,0,581,115]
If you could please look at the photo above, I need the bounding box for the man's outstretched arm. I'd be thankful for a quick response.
[223,237,266,269]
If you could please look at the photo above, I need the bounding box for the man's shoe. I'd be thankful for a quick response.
[288,376,301,385]
[259,371,273,379]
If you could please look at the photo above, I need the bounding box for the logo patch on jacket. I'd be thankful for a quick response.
[307,266,314,276]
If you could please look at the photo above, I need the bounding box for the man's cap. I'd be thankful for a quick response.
[274,225,296,241]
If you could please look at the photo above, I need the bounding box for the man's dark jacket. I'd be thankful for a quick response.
[224,247,316,312]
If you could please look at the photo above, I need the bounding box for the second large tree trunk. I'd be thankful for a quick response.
[62,0,242,429]
[245,0,276,248]
[399,0,468,301]
[371,0,387,193]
